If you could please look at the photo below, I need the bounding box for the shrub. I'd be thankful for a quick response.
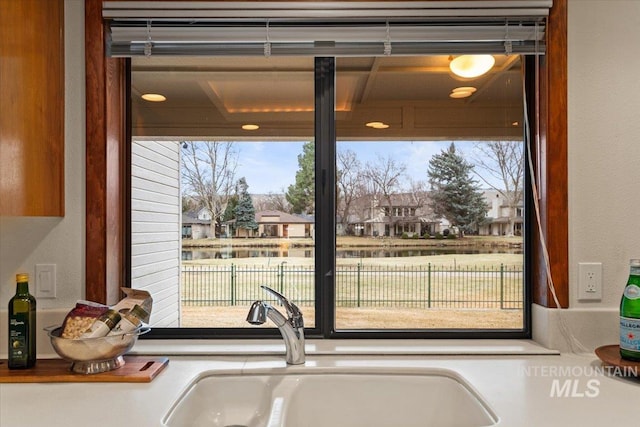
[447,233,457,239]
[401,232,409,239]
[434,233,444,240]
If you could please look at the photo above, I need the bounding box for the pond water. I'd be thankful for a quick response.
[182,246,522,261]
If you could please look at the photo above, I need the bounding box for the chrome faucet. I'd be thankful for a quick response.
[246,285,305,365]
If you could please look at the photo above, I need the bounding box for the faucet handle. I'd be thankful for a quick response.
[260,285,303,326]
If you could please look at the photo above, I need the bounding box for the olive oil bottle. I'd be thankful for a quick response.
[8,273,37,369]
[620,259,640,361]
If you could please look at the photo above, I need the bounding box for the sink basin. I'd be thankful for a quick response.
[163,375,278,427]
[163,368,497,427]
[284,373,495,427]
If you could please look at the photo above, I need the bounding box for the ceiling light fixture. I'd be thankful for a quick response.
[366,121,389,129]
[452,86,477,94]
[141,93,166,102]
[449,86,477,99]
[449,91,472,99]
[449,55,495,79]
[242,124,260,131]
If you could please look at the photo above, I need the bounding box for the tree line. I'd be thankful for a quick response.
[181,140,523,237]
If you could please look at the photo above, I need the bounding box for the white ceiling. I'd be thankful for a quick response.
[131,55,524,140]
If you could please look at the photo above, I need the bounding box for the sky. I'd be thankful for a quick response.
[232,140,499,195]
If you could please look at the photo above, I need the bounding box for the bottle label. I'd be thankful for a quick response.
[9,315,28,359]
[624,284,640,300]
[620,316,640,351]
[79,320,111,338]
[107,316,138,336]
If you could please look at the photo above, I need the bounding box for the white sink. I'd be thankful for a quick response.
[163,368,498,427]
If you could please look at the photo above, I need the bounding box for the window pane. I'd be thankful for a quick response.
[335,56,525,330]
[130,57,316,329]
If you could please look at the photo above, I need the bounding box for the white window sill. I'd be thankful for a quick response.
[131,338,559,357]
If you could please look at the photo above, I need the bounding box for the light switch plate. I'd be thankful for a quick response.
[35,264,57,298]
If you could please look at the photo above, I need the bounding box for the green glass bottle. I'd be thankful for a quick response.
[620,259,640,361]
[8,273,37,369]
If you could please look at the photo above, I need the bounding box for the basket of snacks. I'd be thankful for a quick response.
[46,289,152,374]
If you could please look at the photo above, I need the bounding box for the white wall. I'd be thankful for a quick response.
[1,0,639,352]
[532,0,640,352]
[0,0,85,309]
[568,0,640,307]
[0,0,85,355]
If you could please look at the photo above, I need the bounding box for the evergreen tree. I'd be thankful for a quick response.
[286,141,315,214]
[427,143,488,237]
[234,177,258,235]
[222,194,238,235]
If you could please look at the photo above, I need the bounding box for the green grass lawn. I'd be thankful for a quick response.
[179,235,525,329]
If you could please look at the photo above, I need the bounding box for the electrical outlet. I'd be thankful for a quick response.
[578,262,602,301]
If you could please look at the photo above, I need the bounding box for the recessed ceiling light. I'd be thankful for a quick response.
[365,121,389,129]
[512,121,520,126]
[449,91,473,99]
[242,124,260,131]
[141,93,166,102]
[452,86,477,93]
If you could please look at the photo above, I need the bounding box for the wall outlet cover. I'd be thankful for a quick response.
[578,262,602,301]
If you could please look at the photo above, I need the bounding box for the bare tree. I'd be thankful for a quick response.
[364,154,407,237]
[181,141,238,237]
[337,149,364,234]
[407,178,428,206]
[473,141,524,236]
[254,191,291,213]
[181,194,199,214]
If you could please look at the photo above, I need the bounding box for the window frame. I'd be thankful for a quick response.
[130,56,532,339]
[85,0,568,333]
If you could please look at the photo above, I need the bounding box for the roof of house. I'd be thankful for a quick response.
[182,213,210,225]
[255,210,314,224]
[382,193,425,207]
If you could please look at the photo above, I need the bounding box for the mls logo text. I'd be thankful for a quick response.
[549,378,600,398]
[518,365,638,398]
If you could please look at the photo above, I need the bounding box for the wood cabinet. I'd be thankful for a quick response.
[0,0,64,216]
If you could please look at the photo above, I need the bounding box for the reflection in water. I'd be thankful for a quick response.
[182,247,521,260]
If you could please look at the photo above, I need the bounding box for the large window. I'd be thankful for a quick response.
[88,2,567,334]
[94,0,559,338]
[130,57,317,330]
[130,53,531,338]
[333,56,526,332]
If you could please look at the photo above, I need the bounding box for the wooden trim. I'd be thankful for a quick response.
[86,0,568,309]
[532,0,568,308]
[85,0,126,304]
[106,57,128,303]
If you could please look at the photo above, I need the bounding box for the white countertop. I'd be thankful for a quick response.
[1,340,637,427]
[131,338,561,357]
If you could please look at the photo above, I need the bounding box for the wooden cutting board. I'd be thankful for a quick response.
[595,345,640,375]
[0,356,169,383]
